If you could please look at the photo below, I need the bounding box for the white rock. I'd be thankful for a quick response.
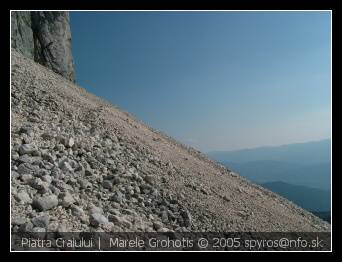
[59,160,73,172]
[90,213,109,227]
[67,137,74,147]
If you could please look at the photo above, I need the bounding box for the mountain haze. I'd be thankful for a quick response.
[207,140,331,218]
[208,139,331,166]
[207,140,331,189]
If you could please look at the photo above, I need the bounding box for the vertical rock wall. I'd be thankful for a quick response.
[11,11,76,82]
[11,11,35,59]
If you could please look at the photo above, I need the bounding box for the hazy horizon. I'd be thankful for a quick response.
[206,137,331,153]
[70,11,331,152]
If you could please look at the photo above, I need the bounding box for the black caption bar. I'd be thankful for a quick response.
[11,232,331,251]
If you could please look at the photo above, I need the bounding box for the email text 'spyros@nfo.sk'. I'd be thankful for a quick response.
[197,237,325,249]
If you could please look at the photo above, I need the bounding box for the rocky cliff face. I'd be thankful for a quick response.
[11,11,75,82]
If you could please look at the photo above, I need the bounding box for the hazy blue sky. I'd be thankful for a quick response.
[70,11,331,152]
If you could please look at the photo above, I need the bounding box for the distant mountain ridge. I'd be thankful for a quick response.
[207,139,331,190]
[221,160,330,190]
[207,140,331,215]
[208,139,331,165]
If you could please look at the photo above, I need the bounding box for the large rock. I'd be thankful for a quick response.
[32,195,58,211]
[11,11,75,82]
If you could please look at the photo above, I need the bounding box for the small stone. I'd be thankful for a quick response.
[200,188,208,195]
[181,210,192,227]
[106,159,115,165]
[78,178,90,189]
[111,134,119,143]
[41,175,52,184]
[47,221,59,231]
[20,174,33,183]
[223,195,230,202]
[56,144,65,151]
[122,208,136,216]
[90,127,97,136]
[90,213,109,227]
[108,215,132,228]
[112,202,121,209]
[71,206,88,223]
[12,217,27,225]
[21,134,32,144]
[157,227,169,232]
[161,211,168,223]
[17,163,35,174]
[31,215,49,228]
[18,144,36,155]
[19,222,34,232]
[144,175,154,184]
[153,221,163,231]
[59,136,74,148]
[59,192,75,207]
[42,153,54,163]
[59,160,73,172]
[89,206,103,214]
[102,222,115,231]
[32,227,46,233]
[11,170,20,179]
[32,195,58,211]
[108,208,121,216]
[12,152,20,160]
[41,132,53,140]
[101,138,112,147]
[113,177,121,185]
[30,178,50,193]
[110,191,124,203]
[230,172,238,177]
[19,126,34,136]
[31,150,40,157]
[71,205,85,217]
[67,137,74,148]
[57,223,68,234]
[17,154,35,164]
[75,164,85,175]
[102,180,112,190]
[14,190,32,204]
[85,169,93,176]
